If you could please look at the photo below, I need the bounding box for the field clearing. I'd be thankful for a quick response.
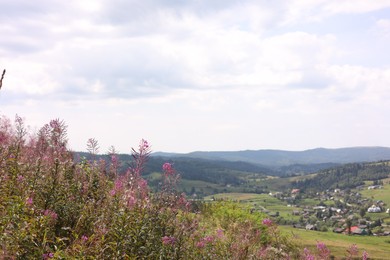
[205,193,263,201]
[360,183,390,207]
[280,226,390,259]
[204,193,301,220]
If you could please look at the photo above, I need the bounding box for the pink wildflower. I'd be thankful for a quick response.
[257,247,269,258]
[203,235,214,243]
[139,139,149,150]
[127,195,137,209]
[162,162,174,175]
[42,252,54,259]
[44,209,58,220]
[81,235,88,242]
[162,236,176,245]
[316,241,330,259]
[216,228,224,238]
[196,241,205,248]
[111,154,118,165]
[262,218,273,227]
[362,251,369,260]
[303,248,315,260]
[347,244,358,259]
[110,179,123,196]
[17,175,25,182]
[26,197,33,206]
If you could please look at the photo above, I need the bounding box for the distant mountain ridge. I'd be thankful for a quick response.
[152,147,390,167]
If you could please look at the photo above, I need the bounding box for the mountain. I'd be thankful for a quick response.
[152,147,390,167]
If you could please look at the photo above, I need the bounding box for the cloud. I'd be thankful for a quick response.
[1,0,390,152]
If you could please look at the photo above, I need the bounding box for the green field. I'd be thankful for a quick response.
[360,182,390,223]
[360,182,390,207]
[280,226,390,259]
[204,193,301,220]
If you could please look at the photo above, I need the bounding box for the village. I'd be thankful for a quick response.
[267,185,390,236]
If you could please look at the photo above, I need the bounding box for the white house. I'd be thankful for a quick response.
[367,205,381,213]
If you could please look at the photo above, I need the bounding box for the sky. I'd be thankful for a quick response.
[1,0,390,153]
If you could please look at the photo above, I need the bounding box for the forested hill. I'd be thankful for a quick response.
[153,147,390,167]
[74,152,272,185]
[291,161,390,192]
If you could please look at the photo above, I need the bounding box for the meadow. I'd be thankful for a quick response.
[280,226,390,260]
[205,189,390,259]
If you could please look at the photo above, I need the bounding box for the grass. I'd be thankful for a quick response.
[360,183,390,208]
[360,182,390,223]
[280,226,390,259]
[204,193,302,221]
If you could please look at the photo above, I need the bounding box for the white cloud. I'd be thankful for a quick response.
[1,0,390,152]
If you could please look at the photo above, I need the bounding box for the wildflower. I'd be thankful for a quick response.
[316,241,330,259]
[42,252,54,259]
[139,139,149,150]
[262,218,273,227]
[138,178,148,190]
[257,247,269,258]
[303,248,315,260]
[26,197,33,206]
[162,236,176,245]
[216,228,224,238]
[347,244,358,259]
[17,175,25,182]
[196,241,205,248]
[44,209,58,220]
[110,179,123,196]
[111,154,118,164]
[162,162,174,174]
[81,235,88,242]
[203,235,214,243]
[127,195,137,209]
[362,251,369,260]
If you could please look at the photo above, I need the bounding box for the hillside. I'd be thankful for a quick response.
[290,161,390,192]
[153,147,390,167]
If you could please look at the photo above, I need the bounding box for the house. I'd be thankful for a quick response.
[333,228,344,233]
[367,205,381,213]
[305,224,317,231]
[291,189,300,195]
[367,185,383,190]
[313,206,326,211]
[292,210,300,216]
[346,226,368,235]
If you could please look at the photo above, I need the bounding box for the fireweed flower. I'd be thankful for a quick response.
[162,162,174,175]
[81,235,88,242]
[216,228,224,238]
[196,241,205,248]
[26,197,33,206]
[139,139,149,150]
[316,241,330,259]
[303,248,315,260]
[44,209,58,220]
[127,195,137,209]
[347,244,358,258]
[262,218,273,227]
[162,236,176,245]
[42,252,54,259]
[110,179,124,196]
[362,251,369,260]
[203,235,214,243]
